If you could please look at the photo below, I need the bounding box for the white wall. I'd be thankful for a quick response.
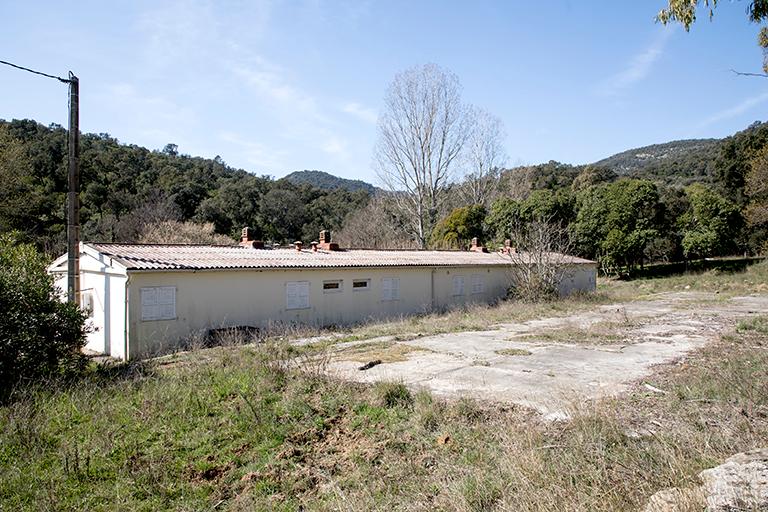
[126,266,502,358]
[125,263,596,359]
[51,250,127,359]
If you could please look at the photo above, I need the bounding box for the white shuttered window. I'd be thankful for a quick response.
[452,275,465,296]
[141,286,176,321]
[286,281,310,310]
[471,274,484,295]
[381,278,400,301]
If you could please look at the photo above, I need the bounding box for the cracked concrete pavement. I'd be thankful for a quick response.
[321,292,768,417]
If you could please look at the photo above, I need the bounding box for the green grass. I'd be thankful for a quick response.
[605,259,768,299]
[2,262,768,510]
[737,315,768,335]
[3,321,767,511]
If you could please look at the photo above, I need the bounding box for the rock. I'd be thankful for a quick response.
[643,448,768,511]
[644,383,668,394]
[699,449,768,511]
[644,487,703,512]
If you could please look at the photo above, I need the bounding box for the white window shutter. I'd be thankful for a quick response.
[382,278,399,301]
[141,288,159,321]
[453,276,465,296]
[286,281,309,309]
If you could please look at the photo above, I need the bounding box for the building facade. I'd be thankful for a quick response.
[49,238,596,360]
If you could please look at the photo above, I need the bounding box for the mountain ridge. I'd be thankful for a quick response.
[282,170,377,194]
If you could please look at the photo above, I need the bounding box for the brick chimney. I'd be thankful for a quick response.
[500,239,516,255]
[294,241,303,252]
[318,229,340,251]
[469,237,489,253]
[239,226,264,249]
[311,241,318,252]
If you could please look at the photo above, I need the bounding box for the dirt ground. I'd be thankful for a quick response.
[320,291,768,418]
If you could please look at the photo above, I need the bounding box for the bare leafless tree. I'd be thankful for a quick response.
[138,220,235,245]
[375,64,471,248]
[460,107,506,207]
[504,218,575,302]
[334,194,418,249]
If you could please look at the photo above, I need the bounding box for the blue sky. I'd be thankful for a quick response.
[1,1,767,183]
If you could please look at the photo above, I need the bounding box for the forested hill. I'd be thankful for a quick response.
[0,119,371,255]
[592,138,721,184]
[283,170,376,194]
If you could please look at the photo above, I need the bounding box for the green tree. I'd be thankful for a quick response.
[658,0,768,73]
[679,184,742,258]
[485,197,523,243]
[520,189,575,227]
[570,180,663,269]
[0,234,87,398]
[745,146,768,252]
[713,121,768,205]
[571,165,617,192]
[429,205,486,249]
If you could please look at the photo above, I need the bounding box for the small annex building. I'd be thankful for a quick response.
[49,230,596,360]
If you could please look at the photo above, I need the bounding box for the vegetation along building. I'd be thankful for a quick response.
[48,230,596,360]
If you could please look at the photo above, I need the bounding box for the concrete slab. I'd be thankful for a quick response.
[322,293,768,417]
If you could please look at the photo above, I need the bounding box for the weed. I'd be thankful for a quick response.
[376,382,414,409]
[736,315,768,335]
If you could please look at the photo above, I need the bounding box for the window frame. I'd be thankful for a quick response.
[352,279,371,291]
[82,291,95,318]
[322,279,343,293]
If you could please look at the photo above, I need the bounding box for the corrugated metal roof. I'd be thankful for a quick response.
[86,243,595,271]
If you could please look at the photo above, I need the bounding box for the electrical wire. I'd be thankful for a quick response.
[0,59,70,83]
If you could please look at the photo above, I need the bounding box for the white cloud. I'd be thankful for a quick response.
[342,102,378,124]
[231,59,318,115]
[598,29,674,96]
[692,91,768,133]
[228,56,354,160]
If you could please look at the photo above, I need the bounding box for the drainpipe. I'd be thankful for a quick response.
[124,274,130,361]
[430,268,436,311]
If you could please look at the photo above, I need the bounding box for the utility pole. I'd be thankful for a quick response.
[0,60,81,305]
[67,72,80,305]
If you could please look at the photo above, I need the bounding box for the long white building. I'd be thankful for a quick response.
[48,231,596,360]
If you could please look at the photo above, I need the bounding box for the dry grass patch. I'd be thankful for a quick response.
[495,348,533,357]
[335,340,428,364]
[320,291,614,349]
[517,319,634,346]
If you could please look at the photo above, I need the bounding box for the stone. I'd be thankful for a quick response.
[699,449,768,511]
[643,487,703,512]
[644,448,768,512]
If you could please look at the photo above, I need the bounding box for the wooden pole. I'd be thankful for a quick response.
[67,72,80,305]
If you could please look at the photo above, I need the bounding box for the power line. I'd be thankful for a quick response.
[0,59,70,83]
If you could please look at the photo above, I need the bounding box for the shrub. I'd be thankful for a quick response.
[0,233,87,398]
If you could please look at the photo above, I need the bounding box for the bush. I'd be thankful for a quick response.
[0,233,87,398]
